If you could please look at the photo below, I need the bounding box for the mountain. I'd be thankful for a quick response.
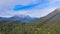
[30,8,60,27]
[8,15,37,22]
[39,8,60,23]
[27,8,60,34]
[32,8,60,23]
[0,15,37,22]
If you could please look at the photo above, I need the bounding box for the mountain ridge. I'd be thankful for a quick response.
[0,15,37,22]
[31,8,60,23]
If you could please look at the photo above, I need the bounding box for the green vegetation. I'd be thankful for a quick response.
[0,20,60,34]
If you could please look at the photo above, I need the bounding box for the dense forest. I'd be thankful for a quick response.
[0,20,60,34]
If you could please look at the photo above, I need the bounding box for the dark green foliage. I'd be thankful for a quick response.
[0,20,60,34]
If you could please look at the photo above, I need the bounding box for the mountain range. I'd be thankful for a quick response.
[0,8,60,23]
[0,15,37,22]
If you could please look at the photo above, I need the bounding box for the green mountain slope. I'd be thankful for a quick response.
[28,8,60,34]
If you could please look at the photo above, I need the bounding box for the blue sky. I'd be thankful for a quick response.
[0,0,60,18]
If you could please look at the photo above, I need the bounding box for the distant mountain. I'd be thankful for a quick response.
[0,15,37,22]
[0,17,7,20]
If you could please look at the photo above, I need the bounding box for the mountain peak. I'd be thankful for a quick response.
[13,14,31,18]
[0,14,37,22]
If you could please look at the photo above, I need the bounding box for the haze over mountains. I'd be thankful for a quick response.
[0,14,37,22]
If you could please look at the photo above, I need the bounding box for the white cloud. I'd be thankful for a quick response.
[0,0,38,6]
[49,0,60,4]
[0,0,59,18]
[0,7,56,18]
[0,0,39,18]
[24,7,56,18]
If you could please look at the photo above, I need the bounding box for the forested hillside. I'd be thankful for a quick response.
[0,20,60,34]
